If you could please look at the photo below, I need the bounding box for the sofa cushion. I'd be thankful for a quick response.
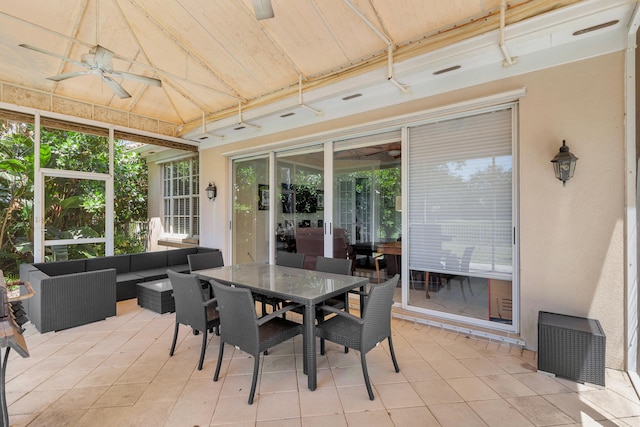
[86,254,131,274]
[197,247,219,254]
[130,251,168,272]
[167,264,190,274]
[34,259,86,276]
[167,247,198,267]
[115,273,143,301]
[116,272,143,285]
[136,268,170,282]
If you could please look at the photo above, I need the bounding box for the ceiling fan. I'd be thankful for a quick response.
[384,143,401,159]
[252,0,274,20]
[19,43,162,99]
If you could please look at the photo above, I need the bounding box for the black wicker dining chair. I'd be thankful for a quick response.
[315,274,400,400]
[314,256,353,353]
[188,251,224,299]
[210,279,303,404]
[167,270,220,370]
[187,251,224,272]
[276,251,305,268]
[256,251,307,317]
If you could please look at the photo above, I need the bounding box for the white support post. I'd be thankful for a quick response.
[33,113,43,262]
[625,5,640,378]
[106,127,115,256]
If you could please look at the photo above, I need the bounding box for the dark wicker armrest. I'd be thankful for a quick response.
[257,302,303,325]
[203,297,217,307]
[317,304,364,324]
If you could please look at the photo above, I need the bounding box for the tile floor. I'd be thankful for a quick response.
[5,298,640,426]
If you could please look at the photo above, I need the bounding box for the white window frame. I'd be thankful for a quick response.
[161,156,200,239]
[34,116,115,261]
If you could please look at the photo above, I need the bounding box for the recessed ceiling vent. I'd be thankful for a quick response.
[433,65,461,75]
[234,126,246,131]
[342,93,362,101]
[573,20,619,36]
[198,136,208,140]
[280,112,295,118]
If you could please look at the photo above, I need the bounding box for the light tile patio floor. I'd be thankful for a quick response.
[5,299,640,426]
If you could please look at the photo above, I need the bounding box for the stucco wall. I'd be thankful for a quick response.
[518,53,625,369]
[146,162,163,251]
[199,150,228,252]
[199,51,627,368]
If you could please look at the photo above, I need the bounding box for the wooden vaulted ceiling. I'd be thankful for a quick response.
[0,0,604,143]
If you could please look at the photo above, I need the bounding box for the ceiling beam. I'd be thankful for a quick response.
[182,0,581,136]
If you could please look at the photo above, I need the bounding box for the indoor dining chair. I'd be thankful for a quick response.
[315,274,400,400]
[167,270,220,370]
[442,246,475,301]
[210,279,303,404]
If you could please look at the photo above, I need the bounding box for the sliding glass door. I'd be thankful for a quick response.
[333,133,402,301]
[229,103,517,331]
[231,156,269,264]
[406,106,515,327]
[274,146,324,267]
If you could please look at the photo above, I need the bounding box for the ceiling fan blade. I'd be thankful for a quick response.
[19,44,87,68]
[46,71,90,81]
[110,70,162,87]
[101,75,131,99]
[252,0,274,20]
[93,45,115,66]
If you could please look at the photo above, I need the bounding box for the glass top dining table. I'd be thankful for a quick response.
[195,262,369,390]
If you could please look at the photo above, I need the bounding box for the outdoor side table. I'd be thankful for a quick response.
[538,311,605,386]
[137,279,175,314]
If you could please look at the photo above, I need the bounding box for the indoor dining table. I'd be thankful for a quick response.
[195,262,369,391]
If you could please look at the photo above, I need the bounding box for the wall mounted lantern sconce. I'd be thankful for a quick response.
[550,140,578,186]
[205,182,217,201]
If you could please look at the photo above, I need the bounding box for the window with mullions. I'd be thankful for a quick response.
[162,158,199,237]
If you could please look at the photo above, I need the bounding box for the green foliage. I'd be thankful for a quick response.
[114,232,146,255]
[234,164,257,213]
[0,121,148,276]
[347,166,401,241]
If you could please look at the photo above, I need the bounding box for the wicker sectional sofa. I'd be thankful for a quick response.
[19,246,219,333]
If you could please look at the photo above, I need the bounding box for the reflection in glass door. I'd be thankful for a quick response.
[231,156,269,264]
[275,147,324,267]
[333,134,402,302]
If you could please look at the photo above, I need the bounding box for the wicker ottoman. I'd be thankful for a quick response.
[538,311,605,386]
[137,279,175,314]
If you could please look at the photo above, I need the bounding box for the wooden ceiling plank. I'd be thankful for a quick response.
[179,0,582,135]
[185,0,298,98]
[0,0,589,136]
[125,0,243,102]
[52,0,90,88]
